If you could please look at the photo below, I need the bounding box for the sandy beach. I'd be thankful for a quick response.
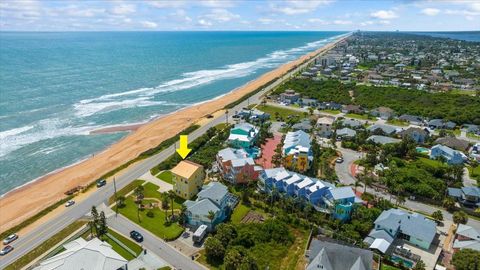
[0,35,347,232]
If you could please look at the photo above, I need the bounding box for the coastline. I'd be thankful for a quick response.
[0,34,349,232]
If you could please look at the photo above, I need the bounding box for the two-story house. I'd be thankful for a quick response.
[283,130,313,172]
[171,160,205,199]
[216,147,262,185]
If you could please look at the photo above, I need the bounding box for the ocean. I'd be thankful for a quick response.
[410,31,480,42]
[0,31,346,195]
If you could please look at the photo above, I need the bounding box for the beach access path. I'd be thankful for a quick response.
[0,34,350,269]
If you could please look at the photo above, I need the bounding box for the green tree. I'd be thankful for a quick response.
[443,197,456,211]
[431,210,443,222]
[207,210,216,225]
[413,260,426,270]
[134,185,144,201]
[453,211,468,225]
[89,206,99,237]
[452,248,480,270]
[224,247,243,270]
[204,237,225,262]
[98,211,108,238]
[216,223,237,246]
[116,195,126,208]
[168,190,176,219]
[161,195,169,222]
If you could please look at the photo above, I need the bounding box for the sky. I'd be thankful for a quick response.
[0,0,479,31]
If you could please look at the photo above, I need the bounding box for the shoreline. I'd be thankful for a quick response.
[0,34,349,232]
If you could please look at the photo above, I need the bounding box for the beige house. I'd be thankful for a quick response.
[316,116,335,138]
[170,160,205,199]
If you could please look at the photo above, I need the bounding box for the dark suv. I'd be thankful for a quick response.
[130,230,143,242]
[96,179,107,188]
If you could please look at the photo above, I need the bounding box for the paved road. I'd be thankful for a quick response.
[108,214,205,270]
[335,146,480,230]
[0,37,340,269]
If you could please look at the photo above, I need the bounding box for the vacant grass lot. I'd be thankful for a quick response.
[109,179,145,204]
[117,197,184,241]
[345,113,375,120]
[230,203,250,224]
[255,105,304,121]
[417,157,446,168]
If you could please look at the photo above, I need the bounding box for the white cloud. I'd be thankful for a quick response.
[140,20,158,28]
[370,10,398,19]
[168,9,192,23]
[360,20,374,26]
[197,19,212,26]
[308,18,326,24]
[333,20,352,25]
[199,0,235,8]
[421,8,440,16]
[111,4,136,15]
[147,0,186,8]
[202,9,240,22]
[270,0,333,15]
[258,18,275,24]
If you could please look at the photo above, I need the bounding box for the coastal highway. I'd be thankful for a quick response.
[0,36,345,269]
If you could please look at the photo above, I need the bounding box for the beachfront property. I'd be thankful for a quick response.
[452,224,480,252]
[236,108,270,122]
[399,127,430,144]
[448,186,480,208]
[258,168,361,221]
[227,123,260,157]
[429,144,466,165]
[365,209,437,253]
[306,239,373,270]
[33,238,127,270]
[184,182,238,230]
[216,147,262,185]
[170,160,205,199]
[316,116,335,138]
[282,130,313,172]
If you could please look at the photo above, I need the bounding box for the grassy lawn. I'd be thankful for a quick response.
[144,182,164,199]
[417,157,446,168]
[109,179,145,204]
[156,171,174,184]
[255,105,305,121]
[386,119,408,127]
[105,229,143,260]
[450,89,476,95]
[345,113,374,120]
[231,203,250,224]
[4,221,87,270]
[468,166,480,182]
[116,197,184,241]
[320,109,340,115]
[467,132,480,140]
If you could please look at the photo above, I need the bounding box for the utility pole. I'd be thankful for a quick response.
[113,177,118,217]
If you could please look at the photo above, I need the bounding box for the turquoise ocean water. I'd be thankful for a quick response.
[0,31,347,195]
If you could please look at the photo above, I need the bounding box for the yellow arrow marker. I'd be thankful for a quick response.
[176,135,192,159]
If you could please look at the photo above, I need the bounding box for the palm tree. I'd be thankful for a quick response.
[207,210,216,227]
[168,190,176,219]
[90,206,99,237]
[308,107,315,116]
[161,195,169,222]
[134,185,144,202]
[443,197,456,211]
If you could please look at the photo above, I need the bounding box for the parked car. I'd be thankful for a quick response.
[130,230,143,242]
[65,200,75,207]
[0,245,14,256]
[96,179,107,188]
[336,157,344,163]
[3,234,18,245]
[206,114,214,119]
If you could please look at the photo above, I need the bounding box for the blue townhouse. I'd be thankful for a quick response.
[259,168,361,221]
[430,144,466,165]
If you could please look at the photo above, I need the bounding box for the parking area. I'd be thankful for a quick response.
[170,229,204,257]
[393,234,443,270]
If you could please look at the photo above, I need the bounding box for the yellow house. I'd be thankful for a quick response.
[170,160,205,199]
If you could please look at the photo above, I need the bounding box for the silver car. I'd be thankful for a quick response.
[3,234,18,245]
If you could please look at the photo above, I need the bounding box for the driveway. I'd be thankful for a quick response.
[462,167,477,187]
[107,214,206,270]
[140,171,173,192]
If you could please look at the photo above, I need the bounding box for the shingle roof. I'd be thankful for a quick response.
[367,135,401,145]
[435,137,470,151]
[374,209,436,245]
[367,124,398,134]
[307,239,373,270]
[337,128,357,137]
[328,186,355,200]
[186,198,220,217]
